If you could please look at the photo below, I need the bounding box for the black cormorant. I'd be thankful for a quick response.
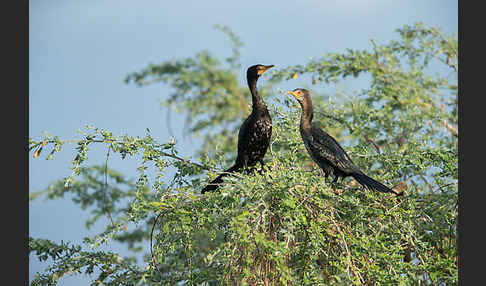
[287,88,398,195]
[201,64,274,193]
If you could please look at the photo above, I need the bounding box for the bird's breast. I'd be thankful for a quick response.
[241,118,272,162]
[255,119,272,137]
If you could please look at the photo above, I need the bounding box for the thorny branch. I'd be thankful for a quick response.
[33,138,210,170]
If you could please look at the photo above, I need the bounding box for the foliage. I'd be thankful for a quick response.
[30,23,457,285]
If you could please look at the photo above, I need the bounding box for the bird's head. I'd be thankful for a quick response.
[247,64,274,79]
[287,88,310,106]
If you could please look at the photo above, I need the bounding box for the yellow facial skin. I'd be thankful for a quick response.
[257,65,274,75]
[287,90,304,101]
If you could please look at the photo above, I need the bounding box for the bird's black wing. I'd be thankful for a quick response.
[237,115,252,151]
[307,126,359,173]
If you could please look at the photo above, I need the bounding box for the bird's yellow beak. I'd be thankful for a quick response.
[257,65,274,75]
[287,90,298,98]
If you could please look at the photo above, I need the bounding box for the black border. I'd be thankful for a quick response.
[6,0,29,284]
[458,0,480,285]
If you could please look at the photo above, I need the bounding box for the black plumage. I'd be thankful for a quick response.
[201,64,274,193]
[287,88,398,195]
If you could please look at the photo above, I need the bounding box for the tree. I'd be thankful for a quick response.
[29,23,457,285]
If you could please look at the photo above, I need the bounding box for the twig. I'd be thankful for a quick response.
[41,138,210,170]
[436,182,457,193]
[363,135,381,154]
[329,208,364,284]
[104,147,115,228]
[419,174,434,193]
[442,119,458,137]
[150,212,164,278]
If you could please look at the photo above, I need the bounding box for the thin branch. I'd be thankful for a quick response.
[40,138,210,170]
[419,174,434,193]
[104,147,115,228]
[329,208,364,284]
[150,212,164,278]
[442,119,458,137]
[363,135,381,154]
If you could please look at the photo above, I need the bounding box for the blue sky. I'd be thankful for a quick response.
[29,0,457,284]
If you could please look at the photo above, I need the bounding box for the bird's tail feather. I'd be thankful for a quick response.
[201,164,241,194]
[352,172,397,195]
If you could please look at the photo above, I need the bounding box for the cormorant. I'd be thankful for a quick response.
[287,88,398,195]
[201,64,274,194]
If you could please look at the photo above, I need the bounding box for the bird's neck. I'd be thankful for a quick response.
[248,76,266,111]
[300,101,313,132]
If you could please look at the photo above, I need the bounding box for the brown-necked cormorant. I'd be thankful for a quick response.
[287,88,398,195]
[201,64,274,193]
